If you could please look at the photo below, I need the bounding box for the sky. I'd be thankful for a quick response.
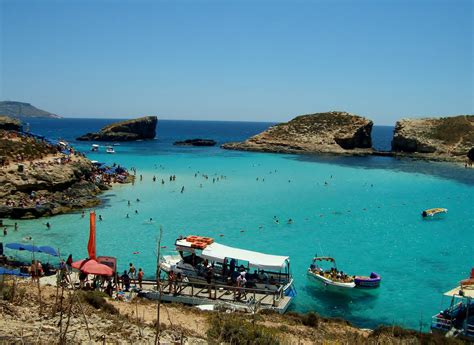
[0,0,472,125]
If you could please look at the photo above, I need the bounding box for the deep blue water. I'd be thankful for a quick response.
[4,118,474,331]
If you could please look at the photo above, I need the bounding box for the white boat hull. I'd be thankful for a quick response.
[307,270,356,291]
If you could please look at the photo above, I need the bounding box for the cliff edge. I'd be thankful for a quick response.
[392,115,474,161]
[222,111,373,154]
[77,116,157,141]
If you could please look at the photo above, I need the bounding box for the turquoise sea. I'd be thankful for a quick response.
[3,118,474,330]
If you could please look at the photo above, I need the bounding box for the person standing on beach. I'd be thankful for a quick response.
[138,268,144,289]
[128,263,136,285]
[66,254,73,272]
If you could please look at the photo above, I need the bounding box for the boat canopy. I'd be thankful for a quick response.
[444,286,474,299]
[313,256,336,262]
[175,239,289,271]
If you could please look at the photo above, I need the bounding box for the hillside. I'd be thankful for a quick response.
[0,101,61,119]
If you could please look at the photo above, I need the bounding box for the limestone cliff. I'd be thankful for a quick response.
[0,116,22,131]
[77,116,157,141]
[222,111,373,154]
[391,115,474,161]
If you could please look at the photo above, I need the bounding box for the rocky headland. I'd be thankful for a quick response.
[0,101,60,119]
[174,138,217,146]
[77,116,157,141]
[222,111,373,155]
[392,115,474,162]
[0,117,132,219]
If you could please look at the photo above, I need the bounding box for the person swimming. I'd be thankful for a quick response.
[126,214,129,218]
[99,215,103,221]
[45,222,51,229]
[287,219,293,224]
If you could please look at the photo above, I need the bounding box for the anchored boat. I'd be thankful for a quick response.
[106,146,115,154]
[160,235,295,296]
[422,208,448,218]
[91,144,99,152]
[431,270,474,341]
[307,256,381,291]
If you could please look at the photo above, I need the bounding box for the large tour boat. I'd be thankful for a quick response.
[160,235,295,296]
[431,269,474,340]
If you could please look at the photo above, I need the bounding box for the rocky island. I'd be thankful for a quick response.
[222,111,373,155]
[0,116,132,219]
[392,115,474,162]
[174,138,216,146]
[0,101,60,119]
[77,116,157,141]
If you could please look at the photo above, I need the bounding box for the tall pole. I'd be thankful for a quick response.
[154,225,163,345]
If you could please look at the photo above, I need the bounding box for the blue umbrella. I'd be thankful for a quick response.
[6,243,41,253]
[38,246,59,257]
[0,267,29,276]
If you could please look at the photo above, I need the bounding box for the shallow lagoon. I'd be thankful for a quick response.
[4,119,474,330]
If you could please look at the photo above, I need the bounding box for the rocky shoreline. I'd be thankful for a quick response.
[0,118,133,219]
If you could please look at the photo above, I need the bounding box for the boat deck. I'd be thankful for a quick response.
[140,279,293,314]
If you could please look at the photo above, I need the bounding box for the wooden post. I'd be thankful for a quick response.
[154,225,163,345]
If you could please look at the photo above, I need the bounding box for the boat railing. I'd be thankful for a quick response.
[430,315,453,331]
[155,278,286,307]
[465,323,474,337]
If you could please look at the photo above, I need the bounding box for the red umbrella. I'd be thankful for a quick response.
[72,258,113,276]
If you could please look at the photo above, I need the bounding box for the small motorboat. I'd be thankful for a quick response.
[354,272,382,288]
[307,257,356,291]
[307,256,381,291]
[91,144,99,152]
[422,208,448,218]
[106,146,115,154]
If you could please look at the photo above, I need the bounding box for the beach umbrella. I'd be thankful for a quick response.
[0,267,29,277]
[71,258,113,276]
[5,243,41,253]
[38,246,59,257]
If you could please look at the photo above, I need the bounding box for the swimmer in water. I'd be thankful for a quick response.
[81,211,85,218]
[135,210,139,214]
[181,186,184,193]
[46,222,51,229]
[136,198,140,202]
[126,214,129,218]
[99,215,103,221]
[287,219,293,224]
[128,200,131,206]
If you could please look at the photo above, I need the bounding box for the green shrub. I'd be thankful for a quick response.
[301,311,319,328]
[207,314,279,345]
[78,290,118,314]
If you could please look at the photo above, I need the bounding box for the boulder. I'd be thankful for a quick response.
[77,116,157,141]
[391,115,474,161]
[173,139,216,146]
[222,111,373,155]
[468,148,474,161]
[0,116,22,131]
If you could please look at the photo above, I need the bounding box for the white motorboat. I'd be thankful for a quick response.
[91,144,99,152]
[106,146,115,154]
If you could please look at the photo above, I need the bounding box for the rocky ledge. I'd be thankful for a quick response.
[77,116,157,141]
[222,111,373,155]
[0,116,22,131]
[173,138,216,146]
[392,115,474,162]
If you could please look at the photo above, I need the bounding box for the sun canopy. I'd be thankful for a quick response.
[177,240,290,271]
[6,243,41,253]
[6,243,58,256]
[0,267,29,277]
[38,246,59,257]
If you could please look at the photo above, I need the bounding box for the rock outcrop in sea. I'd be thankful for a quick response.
[174,138,216,146]
[391,115,474,162]
[77,116,157,141]
[222,111,373,154]
[0,101,60,118]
